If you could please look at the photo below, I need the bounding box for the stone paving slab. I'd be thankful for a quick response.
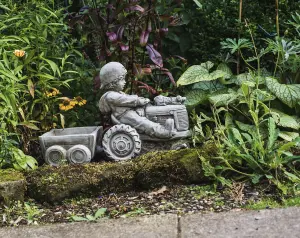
[0,214,178,238]
[1,207,300,238]
[181,207,300,238]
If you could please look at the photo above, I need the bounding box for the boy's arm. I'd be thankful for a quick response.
[106,92,149,107]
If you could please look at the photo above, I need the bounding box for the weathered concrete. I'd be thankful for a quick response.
[181,207,300,238]
[0,214,178,238]
[1,207,300,238]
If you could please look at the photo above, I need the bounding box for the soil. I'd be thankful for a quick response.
[0,183,278,227]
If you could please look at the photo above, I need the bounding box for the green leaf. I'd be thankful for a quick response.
[252,89,276,102]
[234,73,252,85]
[27,79,34,98]
[0,5,11,11]
[192,80,226,92]
[267,117,279,151]
[59,113,65,128]
[230,128,244,145]
[177,62,226,86]
[71,216,88,221]
[216,63,232,79]
[40,7,58,18]
[25,156,38,170]
[184,90,209,108]
[18,122,40,130]
[278,132,299,141]
[251,174,263,184]
[278,141,296,153]
[192,0,202,8]
[41,58,60,76]
[208,92,237,107]
[270,109,300,130]
[0,69,19,81]
[266,77,300,108]
[249,110,259,125]
[94,208,107,218]
[86,215,95,221]
[284,171,300,182]
[235,121,256,136]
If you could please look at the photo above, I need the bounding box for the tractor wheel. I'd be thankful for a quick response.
[67,145,91,164]
[102,124,141,161]
[45,145,67,166]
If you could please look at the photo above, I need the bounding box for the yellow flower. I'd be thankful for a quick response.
[52,88,59,96]
[45,91,53,97]
[70,100,77,106]
[45,88,60,97]
[74,96,87,106]
[59,98,75,111]
[13,50,26,58]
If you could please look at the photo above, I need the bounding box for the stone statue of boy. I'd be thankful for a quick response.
[99,62,176,138]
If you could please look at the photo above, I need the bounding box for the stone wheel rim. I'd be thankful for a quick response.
[45,146,66,166]
[67,145,91,164]
[102,125,141,161]
[110,133,135,157]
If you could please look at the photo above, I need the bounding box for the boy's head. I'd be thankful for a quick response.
[99,62,127,91]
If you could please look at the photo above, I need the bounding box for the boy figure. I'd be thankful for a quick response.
[99,62,174,138]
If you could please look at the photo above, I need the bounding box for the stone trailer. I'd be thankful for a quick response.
[39,126,102,166]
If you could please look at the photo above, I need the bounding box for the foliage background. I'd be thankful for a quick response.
[179,0,300,65]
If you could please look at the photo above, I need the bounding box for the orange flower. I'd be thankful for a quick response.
[13,50,26,58]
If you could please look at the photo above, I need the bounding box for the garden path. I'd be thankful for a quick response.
[1,207,300,237]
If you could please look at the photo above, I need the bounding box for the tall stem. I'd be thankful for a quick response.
[275,0,280,36]
[237,0,243,74]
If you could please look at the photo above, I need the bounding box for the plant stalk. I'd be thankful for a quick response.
[275,0,280,36]
[237,0,243,74]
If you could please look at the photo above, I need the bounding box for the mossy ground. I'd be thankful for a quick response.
[244,196,300,210]
[0,169,26,205]
[26,144,218,203]
[2,183,300,227]
[0,169,25,183]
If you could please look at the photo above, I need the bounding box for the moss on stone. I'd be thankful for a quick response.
[0,169,25,183]
[26,143,219,203]
[0,169,26,205]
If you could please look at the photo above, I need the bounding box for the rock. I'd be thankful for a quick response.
[26,143,218,203]
[0,169,26,205]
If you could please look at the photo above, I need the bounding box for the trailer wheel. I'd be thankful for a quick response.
[45,145,67,166]
[102,124,141,161]
[67,145,91,164]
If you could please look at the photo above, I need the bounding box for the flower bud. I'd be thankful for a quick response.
[106,32,117,42]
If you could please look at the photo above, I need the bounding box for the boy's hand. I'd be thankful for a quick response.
[138,98,150,106]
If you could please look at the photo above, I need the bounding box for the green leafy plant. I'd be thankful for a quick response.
[0,1,93,165]
[0,128,37,170]
[189,78,300,194]
[70,208,107,222]
[23,202,43,225]
[178,16,300,194]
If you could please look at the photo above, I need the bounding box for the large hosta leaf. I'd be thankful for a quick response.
[177,61,226,86]
[184,90,209,108]
[192,80,226,92]
[266,77,300,108]
[270,109,300,130]
[252,89,276,102]
[208,91,238,107]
